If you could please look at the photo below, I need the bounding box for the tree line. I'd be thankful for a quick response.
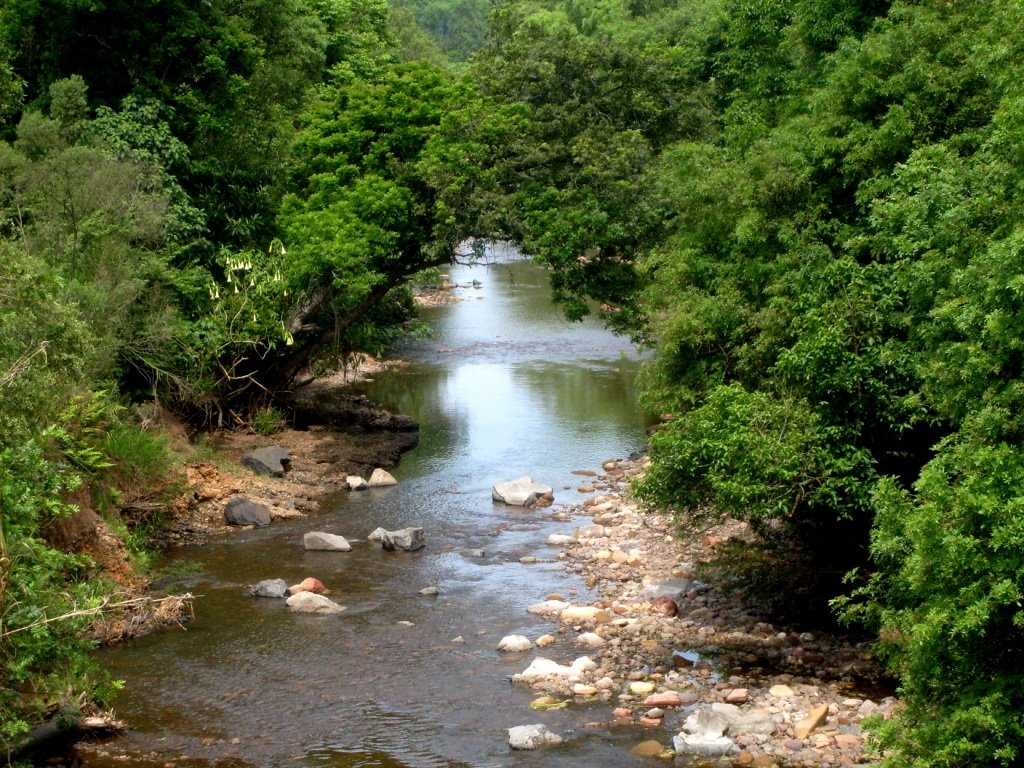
[2,0,1022,764]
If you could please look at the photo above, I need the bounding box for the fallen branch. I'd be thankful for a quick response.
[1,593,196,639]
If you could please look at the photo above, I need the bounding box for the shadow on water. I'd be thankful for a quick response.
[79,253,678,768]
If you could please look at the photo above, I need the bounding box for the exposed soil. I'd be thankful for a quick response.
[81,369,419,644]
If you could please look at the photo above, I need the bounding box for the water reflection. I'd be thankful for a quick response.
[86,253,658,768]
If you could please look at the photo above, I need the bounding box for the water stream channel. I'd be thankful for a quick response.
[84,252,663,768]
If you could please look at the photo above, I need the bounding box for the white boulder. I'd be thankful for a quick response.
[285,592,345,615]
[492,476,553,506]
[508,724,562,750]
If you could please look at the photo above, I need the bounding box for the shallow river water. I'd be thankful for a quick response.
[84,253,664,768]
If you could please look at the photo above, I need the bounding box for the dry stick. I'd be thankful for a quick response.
[0,593,196,639]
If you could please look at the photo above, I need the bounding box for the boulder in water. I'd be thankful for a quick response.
[492,476,553,507]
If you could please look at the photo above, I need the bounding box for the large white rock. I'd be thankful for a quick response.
[508,724,563,750]
[368,468,398,487]
[285,592,345,614]
[303,531,352,552]
[547,534,574,546]
[498,635,534,652]
[492,476,553,506]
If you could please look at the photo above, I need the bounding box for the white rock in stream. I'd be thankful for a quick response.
[513,656,596,686]
[303,531,352,551]
[285,592,345,614]
[497,635,534,652]
[547,534,574,546]
[346,475,369,491]
[368,468,398,487]
[508,724,563,750]
[492,476,553,507]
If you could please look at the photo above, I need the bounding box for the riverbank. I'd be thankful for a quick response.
[512,455,894,766]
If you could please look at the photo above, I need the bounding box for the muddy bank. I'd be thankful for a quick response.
[510,456,894,766]
[83,375,419,646]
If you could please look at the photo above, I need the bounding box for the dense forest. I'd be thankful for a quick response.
[2,0,1024,765]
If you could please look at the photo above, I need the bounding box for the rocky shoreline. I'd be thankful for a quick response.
[503,455,896,766]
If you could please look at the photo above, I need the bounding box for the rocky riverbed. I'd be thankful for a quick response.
[504,456,896,766]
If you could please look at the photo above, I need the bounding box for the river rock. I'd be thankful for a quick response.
[513,656,595,686]
[492,476,554,507]
[498,635,534,652]
[368,526,425,551]
[346,475,369,491]
[527,600,569,616]
[675,707,739,757]
[303,531,352,551]
[251,578,288,598]
[794,703,829,739]
[223,496,272,527]
[288,577,325,594]
[547,534,574,546]
[576,632,606,648]
[560,605,610,623]
[240,446,291,477]
[285,592,345,614]
[508,724,562,750]
[368,468,398,487]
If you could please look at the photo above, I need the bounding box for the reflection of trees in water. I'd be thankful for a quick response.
[516,361,652,434]
[354,368,469,455]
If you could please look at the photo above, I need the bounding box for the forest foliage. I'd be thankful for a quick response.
[2,0,1023,764]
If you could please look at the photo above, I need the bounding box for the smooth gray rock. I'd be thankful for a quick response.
[252,578,288,598]
[224,496,272,527]
[368,527,425,551]
[492,476,553,507]
[303,531,352,551]
[285,592,345,614]
[240,446,291,477]
[508,724,563,750]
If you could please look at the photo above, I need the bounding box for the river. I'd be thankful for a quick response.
[83,251,661,768]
